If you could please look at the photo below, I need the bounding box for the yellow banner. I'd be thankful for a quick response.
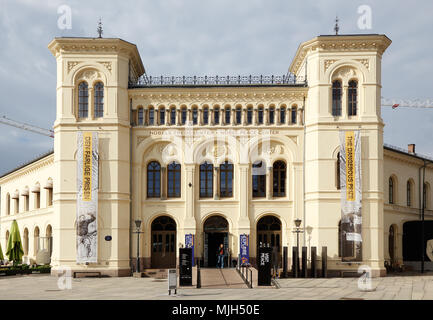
[345,131,355,201]
[82,132,92,201]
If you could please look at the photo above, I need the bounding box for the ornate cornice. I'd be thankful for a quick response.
[290,34,392,75]
[129,89,307,106]
[48,37,144,77]
[0,154,54,185]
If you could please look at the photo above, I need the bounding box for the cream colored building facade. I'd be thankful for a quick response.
[1,33,432,277]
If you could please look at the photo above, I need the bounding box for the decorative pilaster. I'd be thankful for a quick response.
[161,167,167,199]
[213,167,220,200]
[266,167,273,200]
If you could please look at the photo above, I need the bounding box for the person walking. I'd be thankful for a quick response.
[216,243,225,268]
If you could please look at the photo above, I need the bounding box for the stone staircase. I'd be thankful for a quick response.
[141,269,169,279]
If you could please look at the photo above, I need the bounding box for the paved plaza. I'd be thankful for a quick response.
[1,270,433,300]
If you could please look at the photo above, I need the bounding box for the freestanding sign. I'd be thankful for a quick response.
[240,234,249,266]
[76,131,98,263]
[179,248,192,286]
[257,246,272,286]
[339,130,362,261]
[185,234,195,266]
[168,269,177,295]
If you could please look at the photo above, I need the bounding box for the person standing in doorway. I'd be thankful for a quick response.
[216,243,225,268]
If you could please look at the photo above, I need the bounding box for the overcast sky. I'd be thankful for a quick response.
[0,0,432,175]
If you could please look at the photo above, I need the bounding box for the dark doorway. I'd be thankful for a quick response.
[403,221,433,261]
[257,215,282,266]
[151,216,176,268]
[203,216,229,267]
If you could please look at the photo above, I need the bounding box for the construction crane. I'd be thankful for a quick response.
[0,116,54,138]
[381,98,433,109]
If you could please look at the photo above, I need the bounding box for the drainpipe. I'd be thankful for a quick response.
[129,98,133,272]
[302,95,306,247]
[419,159,432,273]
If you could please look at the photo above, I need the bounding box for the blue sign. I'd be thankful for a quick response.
[240,234,249,265]
[185,234,195,266]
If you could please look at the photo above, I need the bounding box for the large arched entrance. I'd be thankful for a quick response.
[257,215,282,264]
[151,216,176,268]
[403,221,433,263]
[203,215,229,267]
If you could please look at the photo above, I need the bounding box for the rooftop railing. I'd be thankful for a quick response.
[129,73,306,88]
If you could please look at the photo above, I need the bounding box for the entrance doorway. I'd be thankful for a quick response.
[257,215,282,265]
[151,216,176,268]
[203,216,229,267]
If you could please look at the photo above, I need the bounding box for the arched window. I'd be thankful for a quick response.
[258,107,264,124]
[200,162,213,198]
[291,105,297,124]
[220,161,233,198]
[389,177,394,204]
[170,107,176,125]
[214,107,220,125]
[167,162,181,198]
[159,108,165,125]
[33,227,39,256]
[269,107,275,124]
[348,80,357,116]
[407,180,412,207]
[192,107,198,125]
[148,107,155,125]
[181,107,187,125]
[225,107,231,124]
[247,107,253,124]
[252,161,266,198]
[94,82,104,118]
[273,161,286,197]
[236,107,242,124]
[138,108,144,125]
[6,193,10,216]
[280,107,286,124]
[147,161,161,198]
[78,82,89,118]
[332,80,342,116]
[46,225,53,258]
[5,230,9,249]
[203,107,209,125]
[337,152,341,190]
[23,228,29,256]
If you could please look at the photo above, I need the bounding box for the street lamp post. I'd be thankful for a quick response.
[133,220,144,274]
[293,218,304,252]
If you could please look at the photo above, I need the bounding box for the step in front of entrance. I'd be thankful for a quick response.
[141,269,168,279]
[199,268,248,289]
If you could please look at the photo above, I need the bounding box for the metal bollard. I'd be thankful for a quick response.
[302,246,307,278]
[283,246,288,278]
[322,246,327,278]
[196,258,201,288]
[311,247,317,278]
[292,246,299,278]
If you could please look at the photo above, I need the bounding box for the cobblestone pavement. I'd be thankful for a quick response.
[1,272,433,300]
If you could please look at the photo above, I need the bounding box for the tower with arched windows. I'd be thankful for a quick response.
[289,35,392,276]
[48,38,145,276]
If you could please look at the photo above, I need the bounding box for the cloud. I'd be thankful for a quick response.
[0,0,432,175]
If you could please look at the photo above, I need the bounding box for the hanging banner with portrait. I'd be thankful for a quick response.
[240,234,250,265]
[339,130,362,261]
[76,131,99,263]
[185,234,195,266]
